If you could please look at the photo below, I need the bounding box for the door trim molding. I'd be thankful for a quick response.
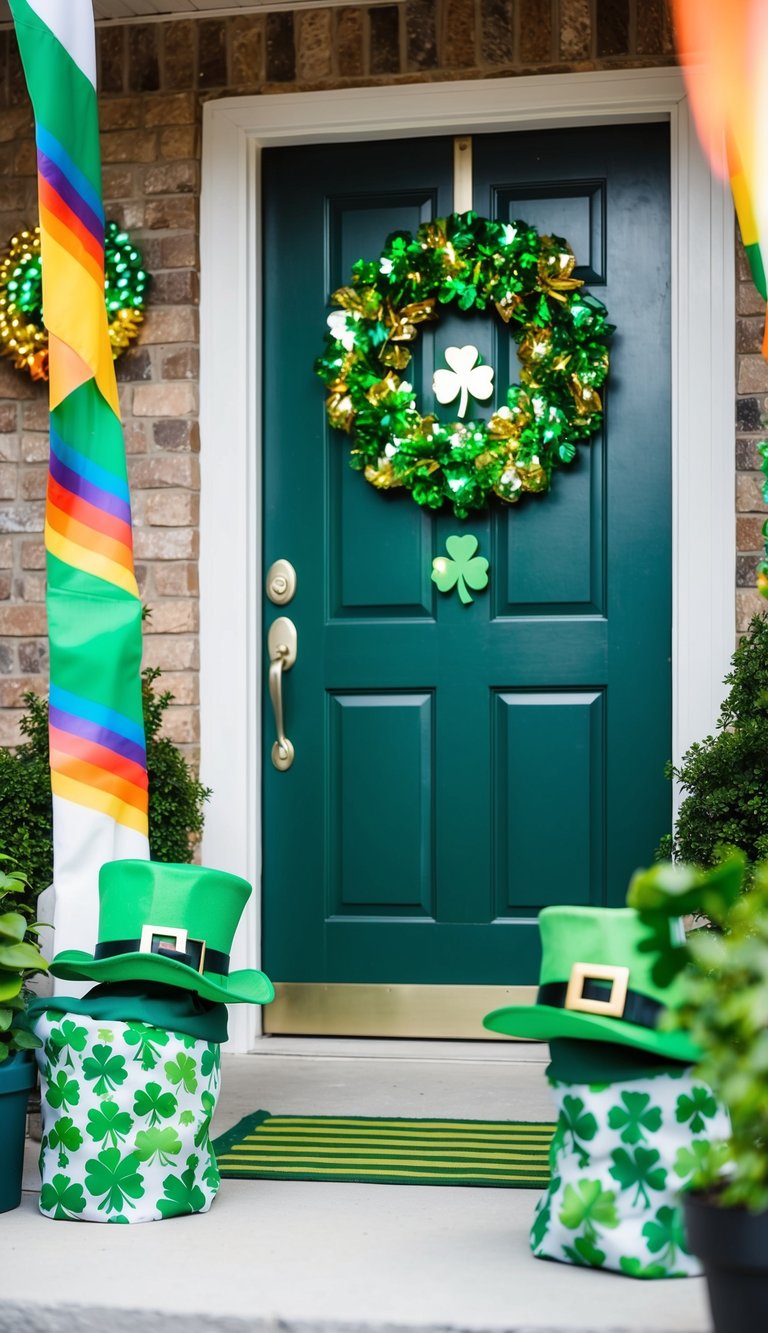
[199,69,735,1052]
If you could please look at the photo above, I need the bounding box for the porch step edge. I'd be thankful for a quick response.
[0,1303,703,1333]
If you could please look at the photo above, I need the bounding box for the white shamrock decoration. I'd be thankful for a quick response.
[432,345,494,419]
[326,309,358,351]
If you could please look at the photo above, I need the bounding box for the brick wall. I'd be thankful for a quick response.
[0,0,732,760]
[735,233,768,638]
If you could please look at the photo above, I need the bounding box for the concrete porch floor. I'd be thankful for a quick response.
[1,1040,712,1333]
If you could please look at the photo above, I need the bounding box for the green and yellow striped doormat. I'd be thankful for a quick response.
[213,1112,555,1187]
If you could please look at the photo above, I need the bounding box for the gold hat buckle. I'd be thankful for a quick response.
[564,962,630,1019]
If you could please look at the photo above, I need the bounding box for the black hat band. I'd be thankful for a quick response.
[537,980,664,1031]
[94,934,230,976]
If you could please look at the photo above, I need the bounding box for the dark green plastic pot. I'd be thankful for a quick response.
[0,1051,36,1213]
[684,1192,768,1333]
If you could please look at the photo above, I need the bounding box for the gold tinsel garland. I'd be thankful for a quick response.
[0,222,149,382]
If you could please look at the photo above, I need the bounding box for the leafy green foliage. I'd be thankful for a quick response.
[0,694,53,902]
[661,615,768,882]
[628,850,768,1211]
[0,671,211,905]
[0,856,48,1062]
[142,667,211,864]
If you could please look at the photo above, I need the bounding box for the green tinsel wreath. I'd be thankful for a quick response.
[315,211,614,518]
[0,221,149,382]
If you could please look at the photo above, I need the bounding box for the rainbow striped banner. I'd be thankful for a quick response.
[673,0,768,353]
[11,0,149,958]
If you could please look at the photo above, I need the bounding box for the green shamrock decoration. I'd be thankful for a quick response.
[82,1044,128,1096]
[203,1152,221,1192]
[48,1020,88,1069]
[642,1204,690,1269]
[607,1091,663,1145]
[673,1138,728,1186]
[46,1070,80,1112]
[609,1146,667,1208]
[194,1090,217,1149]
[123,1022,170,1071]
[559,1178,619,1237]
[675,1087,717,1134]
[86,1100,134,1149]
[84,1147,145,1215]
[619,1256,674,1280]
[559,1178,618,1268]
[157,1153,207,1219]
[164,1052,198,1095]
[46,1116,83,1168]
[431,534,489,606]
[132,1081,178,1127]
[559,1095,598,1168]
[40,1173,87,1221]
[134,1127,182,1167]
[200,1043,220,1088]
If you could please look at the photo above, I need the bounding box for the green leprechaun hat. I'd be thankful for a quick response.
[50,859,274,1006]
[483,906,698,1063]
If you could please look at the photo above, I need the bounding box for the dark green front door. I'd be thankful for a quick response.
[262,124,671,1032]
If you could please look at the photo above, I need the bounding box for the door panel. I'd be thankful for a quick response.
[328,691,435,917]
[262,124,671,1019]
[492,689,605,915]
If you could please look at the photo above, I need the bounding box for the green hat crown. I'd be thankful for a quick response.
[49,859,275,1007]
[483,904,697,1062]
[96,860,250,966]
[538,905,684,1007]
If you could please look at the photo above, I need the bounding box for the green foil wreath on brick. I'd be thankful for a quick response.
[316,211,614,519]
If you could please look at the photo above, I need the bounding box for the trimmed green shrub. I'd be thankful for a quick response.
[0,667,210,904]
[660,613,768,881]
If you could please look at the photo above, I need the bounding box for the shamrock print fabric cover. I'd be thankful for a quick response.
[531,1068,730,1278]
[33,1010,221,1223]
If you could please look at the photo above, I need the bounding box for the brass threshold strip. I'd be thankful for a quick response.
[264,983,537,1039]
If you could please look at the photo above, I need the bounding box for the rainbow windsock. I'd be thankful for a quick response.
[11,0,149,957]
[673,0,768,354]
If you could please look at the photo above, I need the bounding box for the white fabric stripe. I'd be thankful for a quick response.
[24,0,97,90]
[51,793,149,983]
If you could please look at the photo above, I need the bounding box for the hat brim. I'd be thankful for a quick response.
[483,1004,700,1064]
[50,950,274,1006]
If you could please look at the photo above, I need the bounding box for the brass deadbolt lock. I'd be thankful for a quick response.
[266,559,297,606]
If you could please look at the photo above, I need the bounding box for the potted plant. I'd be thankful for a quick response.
[0,855,48,1213]
[627,850,768,1331]
[658,612,768,885]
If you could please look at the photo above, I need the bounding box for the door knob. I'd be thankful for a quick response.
[268,616,297,771]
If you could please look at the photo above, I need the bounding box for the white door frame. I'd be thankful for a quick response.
[199,69,735,1053]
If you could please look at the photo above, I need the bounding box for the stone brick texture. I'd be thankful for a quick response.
[0,0,725,757]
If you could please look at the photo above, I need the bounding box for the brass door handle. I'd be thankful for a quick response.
[268,616,297,771]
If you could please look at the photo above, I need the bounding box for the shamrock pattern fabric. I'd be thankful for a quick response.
[33,1010,222,1223]
[531,1067,730,1278]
